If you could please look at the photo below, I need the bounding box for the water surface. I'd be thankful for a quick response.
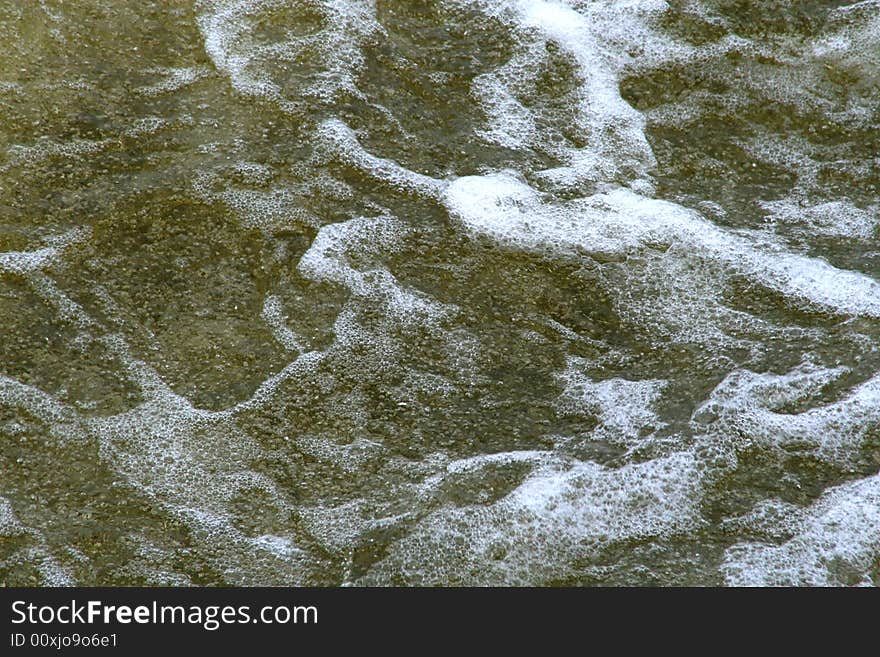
[1,0,879,586]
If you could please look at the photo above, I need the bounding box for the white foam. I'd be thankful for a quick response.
[818,1,880,82]
[24,547,76,586]
[196,0,288,101]
[723,472,880,586]
[443,172,880,319]
[231,160,274,186]
[556,355,667,447]
[297,214,451,327]
[472,58,538,150]
[251,533,305,558]
[719,498,806,544]
[295,435,385,474]
[3,138,114,170]
[86,385,322,584]
[0,375,84,443]
[358,449,704,584]
[0,497,76,585]
[0,496,26,537]
[0,228,89,275]
[196,0,382,108]
[0,246,61,275]
[308,0,383,101]
[1,265,330,583]
[27,271,98,330]
[3,0,879,587]
[693,361,880,465]
[445,449,549,476]
[225,348,326,414]
[117,537,194,586]
[137,66,211,97]
[192,165,318,232]
[219,186,299,230]
[760,198,877,240]
[461,0,666,188]
[318,119,444,199]
[124,116,174,138]
[261,294,306,352]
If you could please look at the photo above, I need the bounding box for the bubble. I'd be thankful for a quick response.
[556,355,668,447]
[358,450,705,585]
[4,0,880,586]
[694,361,880,467]
[723,473,880,586]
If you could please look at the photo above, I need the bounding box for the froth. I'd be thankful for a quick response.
[4,0,880,587]
[261,294,307,352]
[556,356,667,447]
[318,119,444,199]
[0,496,76,586]
[444,172,880,320]
[723,473,880,586]
[760,198,878,240]
[463,0,665,188]
[0,228,90,276]
[694,361,880,466]
[358,450,704,585]
[196,0,382,108]
[297,214,450,326]
[137,66,212,97]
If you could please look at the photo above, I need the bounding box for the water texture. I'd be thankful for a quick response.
[1,0,879,586]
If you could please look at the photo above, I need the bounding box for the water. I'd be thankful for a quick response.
[1,0,879,586]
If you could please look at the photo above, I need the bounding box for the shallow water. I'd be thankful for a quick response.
[1,0,879,586]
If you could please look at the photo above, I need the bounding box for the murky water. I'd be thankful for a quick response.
[1,0,879,586]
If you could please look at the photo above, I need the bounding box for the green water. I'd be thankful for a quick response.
[1,0,879,586]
